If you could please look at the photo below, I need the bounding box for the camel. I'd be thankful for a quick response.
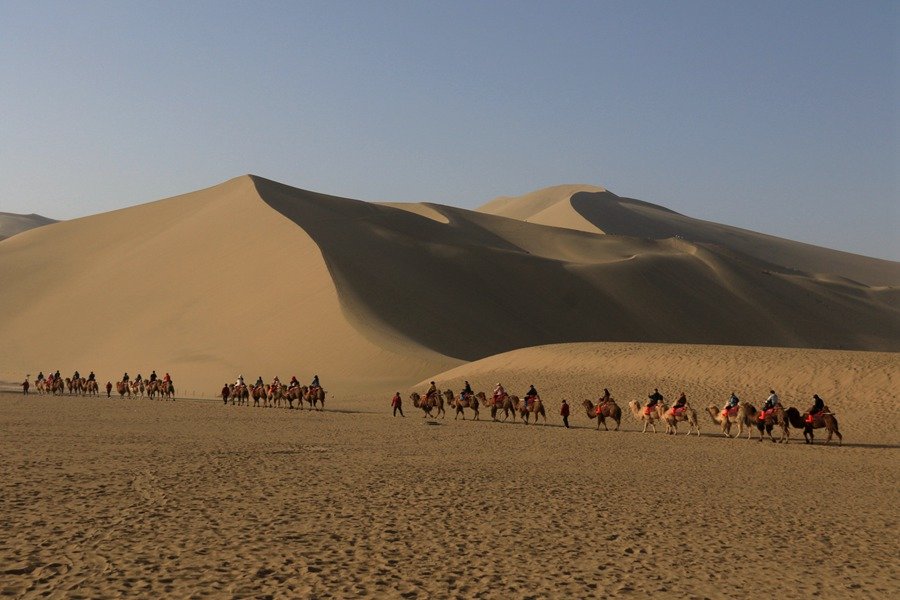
[85,379,99,396]
[304,385,326,411]
[35,379,46,395]
[785,406,842,445]
[250,384,266,407]
[706,403,760,439]
[411,391,445,419]
[754,405,789,443]
[513,395,546,425]
[582,398,622,431]
[446,389,480,420]
[116,381,130,398]
[228,383,250,406]
[487,392,517,422]
[159,380,175,401]
[628,399,664,433]
[660,403,700,436]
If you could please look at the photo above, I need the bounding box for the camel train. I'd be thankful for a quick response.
[408,383,839,444]
[222,382,326,411]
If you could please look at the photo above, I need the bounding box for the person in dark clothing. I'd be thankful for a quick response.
[647,388,663,408]
[256,376,264,388]
[809,394,825,415]
[150,371,157,382]
[525,385,539,410]
[106,381,113,398]
[726,392,739,410]
[674,392,687,410]
[73,370,80,380]
[310,374,320,388]
[221,384,230,405]
[391,392,404,417]
[37,371,45,382]
[88,371,95,382]
[560,399,570,428]
[461,380,473,400]
[600,388,612,405]
[122,372,129,383]
[135,373,143,383]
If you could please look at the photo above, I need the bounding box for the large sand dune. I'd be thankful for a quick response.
[1,175,897,397]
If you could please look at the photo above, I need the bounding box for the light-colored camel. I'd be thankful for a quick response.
[785,406,842,445]
[582,398,622,431]
[661,403,700,436]
[411,391,445,419]
[159,380,175,401]
[628,399,664,433]
[85,379,99,396]
[706,403,759,439]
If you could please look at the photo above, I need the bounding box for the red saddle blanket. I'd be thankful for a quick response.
[671,407,685,418]
[643,406,653,415]
[758,409,774,421]
[721,406,739,418]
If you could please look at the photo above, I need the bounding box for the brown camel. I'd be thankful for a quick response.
[411,391,445,419]
[754,405,789,443]
[304,385,326,411]
[250,384,265,407]
[628,399,664,433]
[706,403,759,439]
[488,392,517,422]
[116,380,130,398]
[785,406,842,445]
[513,395,546,425]
[85,379,99,396]
[446,389,480,420]
[582,398,622,431]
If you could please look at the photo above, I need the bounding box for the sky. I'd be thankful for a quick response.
[1,1,897,260]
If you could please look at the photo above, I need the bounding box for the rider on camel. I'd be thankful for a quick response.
[163,372,171,384]
[525,384,539,409]
[599,388,611,406]
[289,376,299,389]
[673,392,687,414]
[236,374,244,387]
[461,380,473,399]
[135,373,142,383]
[37,371,44,382]
[726,391,739,410]
[150,370,157,382]
[763,390,779,412]
[492,383,506,402]
[255,376,264,388]
[73,370,80,381]
[647,388,663,409]
[310,374,320,389]
[88,371,95,381]
[122,372,129,383]
[426,381,437,400]
[806,394,825,423]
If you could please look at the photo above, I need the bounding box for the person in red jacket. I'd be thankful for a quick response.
[391,392,404,417]
[105,381,113,398]
[560,399,570,428]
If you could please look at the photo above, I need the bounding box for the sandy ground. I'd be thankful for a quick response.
[1,390,897,599]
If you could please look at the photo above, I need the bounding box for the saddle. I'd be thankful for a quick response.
[643,405,655,416]
[758,408,775,421]
[672,406,686,418]
[721,405,739,418]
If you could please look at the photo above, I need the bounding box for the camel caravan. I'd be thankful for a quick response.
[32,370,100,397]
[408,381,841,445]
[221,375,326,411]
[113,371,175,400]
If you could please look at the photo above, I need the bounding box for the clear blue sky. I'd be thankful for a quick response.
[2,1,897,259]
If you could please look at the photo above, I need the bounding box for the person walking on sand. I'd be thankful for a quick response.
[106,381,113,398]
[22,377,30,395]
[391,392,404,417]
[560,399,570,428]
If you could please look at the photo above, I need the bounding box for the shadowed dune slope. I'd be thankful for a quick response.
[479,186,900,286]
[1,175,898,398]
[255,176,899,355]
[0,212,56,241]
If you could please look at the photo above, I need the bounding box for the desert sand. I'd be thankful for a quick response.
[1,176,898,598]
[1,340,897,598]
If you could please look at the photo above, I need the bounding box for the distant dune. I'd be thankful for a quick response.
[480,186,900,286]
[1,175,897,397]
[0,212,56,241]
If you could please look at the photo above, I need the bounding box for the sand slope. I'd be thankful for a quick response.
[479,186,900,286]
[0,212,56,241]
[1,175,897,398]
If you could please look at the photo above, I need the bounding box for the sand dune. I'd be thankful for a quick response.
[0,212,56,241]
[479,186,900,286]
[1,175,898,398]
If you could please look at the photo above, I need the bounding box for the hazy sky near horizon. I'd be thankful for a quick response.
[1,1,897,259]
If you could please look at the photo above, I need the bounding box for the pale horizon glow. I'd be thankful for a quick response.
[1,1,897,260]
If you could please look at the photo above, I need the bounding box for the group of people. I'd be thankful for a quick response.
[394,381,830,428]
[231,374,321,392]
[23,369,172,398]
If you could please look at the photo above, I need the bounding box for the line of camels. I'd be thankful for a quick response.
[222,383,326,411]
[410,389,842,445]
